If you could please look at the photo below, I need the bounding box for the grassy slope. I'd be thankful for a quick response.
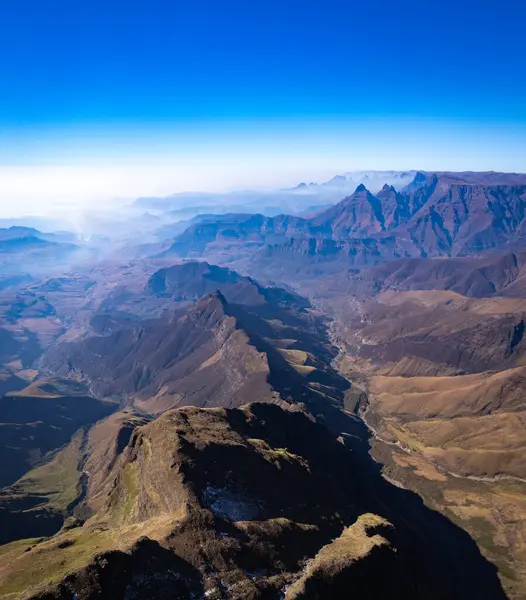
[328,289,526,597]
[13,430,84,512]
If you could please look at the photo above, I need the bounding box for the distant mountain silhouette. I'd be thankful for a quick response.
[164,171,526,267]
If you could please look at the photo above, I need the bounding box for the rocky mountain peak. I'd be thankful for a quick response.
[412,171,428,185]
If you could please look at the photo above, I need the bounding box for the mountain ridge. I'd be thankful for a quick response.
[162,171,526,266]
[0,402,507,600]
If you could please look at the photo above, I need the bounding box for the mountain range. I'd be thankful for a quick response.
[133,171,418,219]
[162,171,526,268]
[1,170,526,599]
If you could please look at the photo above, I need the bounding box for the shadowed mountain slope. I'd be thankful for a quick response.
[0,392,115,488]
[349,251,526,298]
[325,284,526,596]
[44,292,276,412]
[42,263,328,414]
[0,403,506,600]
[147,261,309,309]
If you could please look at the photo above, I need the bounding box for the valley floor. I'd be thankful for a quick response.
[325,305,526,599]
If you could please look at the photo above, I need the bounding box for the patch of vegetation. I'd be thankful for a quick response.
[464,516,509,557]
[494,560,518,582]
[285,514,391,599]
[13,430,84,511]
[247,439,306,466]
[0,537,44,559]
[117,462,140,522]
[0,528,115,599]
[277,348,309,365]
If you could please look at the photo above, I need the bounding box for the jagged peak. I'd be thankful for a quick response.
[203,289,228,304]
[212,288,227,303]
[413,171,427,181]
[402,171,436,192]
[328,174,348,185]
[408,171,430,187]
[354,183,369,193]
[192,289,229,314]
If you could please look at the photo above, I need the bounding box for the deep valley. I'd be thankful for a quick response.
[1,170,526,599]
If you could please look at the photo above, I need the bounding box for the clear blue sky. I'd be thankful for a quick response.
[0,0,525,210]
[2,0,526,125]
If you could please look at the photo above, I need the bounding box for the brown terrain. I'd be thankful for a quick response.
[0,403,506,599]
[1,171,526,598]
[40,262,327,412]
[309,281,526,597]
[155,171,526,596]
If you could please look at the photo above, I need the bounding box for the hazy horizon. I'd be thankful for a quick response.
[1,0,525,218]
[1,3,526,594]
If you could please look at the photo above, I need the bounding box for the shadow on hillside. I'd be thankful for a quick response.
[335,410,507,599]
[35,538,205,600]
[229,299,507,599]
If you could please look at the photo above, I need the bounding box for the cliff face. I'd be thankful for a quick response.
[166,172,526,270]
[312,185,386,237]
[0,403,506,600]
[284,515,408,600]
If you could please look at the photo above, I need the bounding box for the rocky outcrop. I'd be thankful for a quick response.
[0,403,506,599]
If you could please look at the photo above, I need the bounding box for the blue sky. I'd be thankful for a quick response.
[0,0,525,211]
